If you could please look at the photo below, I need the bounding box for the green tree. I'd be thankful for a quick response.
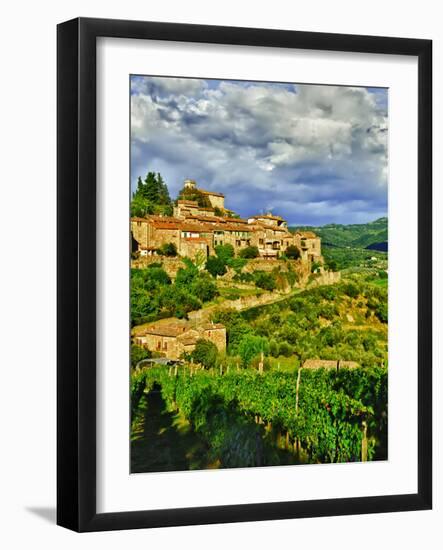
[206,256,227,278]
[254,271,277,291]
[237,334,269,367]
[239,246,259,259]
[215,244,235,263]
[158,242,178,257]
[190,273,219,302]
[192,339,219,369]
[131,344,151,368]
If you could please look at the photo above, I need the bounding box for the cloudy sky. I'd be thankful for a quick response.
[131,76,388,226]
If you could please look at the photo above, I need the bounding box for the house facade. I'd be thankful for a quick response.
[134,321,226,360]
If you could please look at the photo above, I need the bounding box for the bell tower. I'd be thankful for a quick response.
[184,179,196,190]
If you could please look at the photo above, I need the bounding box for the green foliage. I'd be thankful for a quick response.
[157,242,177,257]
[226,257,247,274]
[132,365,388,466]
[131,344,151,368]
[131,266,218,325]
[291,217,387,249]
[311,261,322,273]
[131,171,172,216]
[286,245,301,259]
[192,339,219,369]
[215,244,235,263]
[190,273,219,302]
[177,186,212,208]
[237,334,269,367]
[206,256,227,278]
[254,271,277,291]
[239,245,259,259]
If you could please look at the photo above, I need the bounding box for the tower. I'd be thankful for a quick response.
[184,179,196,190]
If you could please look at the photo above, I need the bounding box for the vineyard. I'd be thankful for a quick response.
[131,365,387,471]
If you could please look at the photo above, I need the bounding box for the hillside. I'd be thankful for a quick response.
[290,217,388,250]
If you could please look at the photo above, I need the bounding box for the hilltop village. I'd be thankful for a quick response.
[131,179,322,263]
[131,178,329,361]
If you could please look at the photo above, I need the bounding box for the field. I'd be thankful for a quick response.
[131,273,388,470]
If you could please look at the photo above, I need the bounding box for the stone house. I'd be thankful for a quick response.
[134,321,226,360]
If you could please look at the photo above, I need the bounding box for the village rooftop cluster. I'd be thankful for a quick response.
[131,179,322,262]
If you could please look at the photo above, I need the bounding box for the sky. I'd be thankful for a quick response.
[130,75,388,226]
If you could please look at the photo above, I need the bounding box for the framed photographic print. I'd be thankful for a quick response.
[57,17,432,532]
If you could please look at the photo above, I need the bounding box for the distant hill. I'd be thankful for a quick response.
[290,217,388,251]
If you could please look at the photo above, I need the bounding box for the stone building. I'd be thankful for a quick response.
[131,179,322,263]
[134,321,226,360]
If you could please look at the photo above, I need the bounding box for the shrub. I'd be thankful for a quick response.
[254,271,277,291]
[192,339,219,369]
[215,244,235,263]
[239,246,259,259]
[206,256,227,278]
[190,274,219,302]
[237,334,269,367]
[130,344,151,368]
[157,242,177,257]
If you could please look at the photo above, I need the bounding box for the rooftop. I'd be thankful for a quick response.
[199,188,225,198]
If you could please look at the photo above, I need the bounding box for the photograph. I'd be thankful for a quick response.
[129,75,389,473]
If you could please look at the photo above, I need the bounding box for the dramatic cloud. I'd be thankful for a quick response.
[130,76,388,225]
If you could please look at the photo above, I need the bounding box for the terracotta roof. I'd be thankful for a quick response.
[198,188,225,198]
[249,214,284,221]
[185,214,226,223]
[183,237,210,243]
[131,217,149,223]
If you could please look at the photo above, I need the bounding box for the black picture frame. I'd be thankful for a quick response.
[57,17,432,532]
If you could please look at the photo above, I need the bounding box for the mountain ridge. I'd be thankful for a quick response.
[290,217,388,250]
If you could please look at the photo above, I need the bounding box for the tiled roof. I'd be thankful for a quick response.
[250,214,284,221]
[198,188,225,198]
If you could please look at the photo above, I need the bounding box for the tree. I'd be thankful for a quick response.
[131,171,172,216]
[192,339,219,369]
[237,334,269,367]
[239,246,259,259]
[206,256,227,278]
[131,344,151,368]
[158,242,177,257]
[286,245,301,260]
[254,271,277,291]
[215,244,234,263]
[190,274,219,302]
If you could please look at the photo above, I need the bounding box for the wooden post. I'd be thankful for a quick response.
[295,367,303,415]
[361,420,368,462]
[259,351,264,374]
